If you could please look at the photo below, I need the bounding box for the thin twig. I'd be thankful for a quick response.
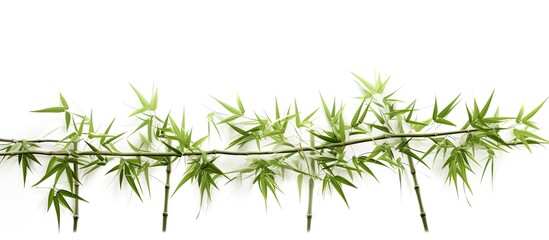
[0,129,480,157]
[0,138,67,144]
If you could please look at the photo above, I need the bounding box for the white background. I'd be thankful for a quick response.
[1,1,549,239]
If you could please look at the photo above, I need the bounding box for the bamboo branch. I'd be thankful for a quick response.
[162,158,171,232]
[0,138,67,144]
[407,155,428,232]
[0,129,480,157]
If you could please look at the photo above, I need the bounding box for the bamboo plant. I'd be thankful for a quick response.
[0,73,546,233]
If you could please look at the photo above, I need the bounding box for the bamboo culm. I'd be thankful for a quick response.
[407,155,428,232]
[306,177,314,232]
[162,159,171,232]
[72,142,80,232]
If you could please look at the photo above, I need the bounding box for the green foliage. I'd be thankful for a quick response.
[0,73,547,233]
[173,152,225,207]
[240,158,284,206]
[47,188,88,230]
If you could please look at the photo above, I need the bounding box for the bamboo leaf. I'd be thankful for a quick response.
[438,94,461,119]
[33,163,65,187]
[103,132,125,146]
[130,84,150,108]
[320,94,331,122]
[218,115,241,124]
[56,193,73,213]
[432,97,438,120]
[434,118,456,127]
[64,112,71,131]
[150,88,159,111]
[522,98,547,122]
[236,95,245,114]
[214,97,241,115]
[53,196,61,230]
[59,93,69,109]
[297,174,303,202]
[479,90,494,118]
[47,188,55,211]
[85,141,105,161]
[310,131,339,143]
[333,175,357,188]
[330,177,350,208]
[100,118,116,145]
[162,141,182,156]
[516,104,525,123]
[31,107,66,113]
[88,110,95,134]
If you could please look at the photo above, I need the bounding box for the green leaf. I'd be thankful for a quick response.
[150,88,159,111]
[47,188,55,211]
[297,174,303,202]
[31,106,66,113]
[129,107,148,117]
[333,175,357,188]
[330,176,351,208]
[56,193,72,213]
[479,90,494,118]
[59,93,69,109]
[77,115,86,136]
[33,162,65,187]
[53,196,61,230]
[85,141,105,161]
[438,94,461,119]
[64,112,71,131]
[100,118,116,144]
[162,141,182,157]
[130,84,150,108]
[522,98,547,122]
[432,96,438,120]
[214,97,241,115]
[228,124,248,136]
[516,104,525,123]
[218,114,241,124]
[103,132,125,146]
[88,110,95,134]
[320,94,332,122]
[434,118,456,126]
[125,169,143,201]
[310,131,339,143]
[236,95,245,114]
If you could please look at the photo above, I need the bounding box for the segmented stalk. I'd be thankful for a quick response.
[73,142,80,232]
[162,159,171,232]
[306,177,314,232]
[407,155,428,232]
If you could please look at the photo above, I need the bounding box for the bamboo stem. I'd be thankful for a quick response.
[0,138,67,144]
[306,177,314,232]
[72,142,80,233]
[0,129,480,157]
[162,159,171,232]
[306,132,316,232]
[407,155,428,232]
